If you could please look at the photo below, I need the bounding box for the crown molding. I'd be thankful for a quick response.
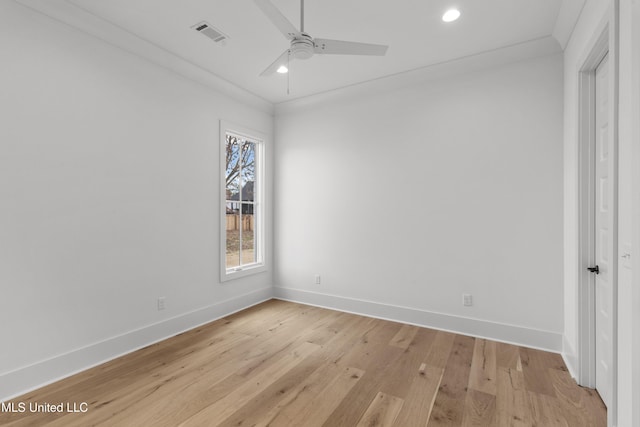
[275,36,563,115]
[552,0,588,49]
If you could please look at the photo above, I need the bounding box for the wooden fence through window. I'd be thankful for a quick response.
[226,214,254,231]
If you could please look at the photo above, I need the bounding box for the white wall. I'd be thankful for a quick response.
[274,53,564,350]
[0,1,273,400]
[617,0,640,425]
[631,2,640,423]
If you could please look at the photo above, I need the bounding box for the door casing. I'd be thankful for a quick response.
[576,3,619,426]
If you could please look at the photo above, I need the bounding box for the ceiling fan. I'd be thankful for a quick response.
[253,0,389,76]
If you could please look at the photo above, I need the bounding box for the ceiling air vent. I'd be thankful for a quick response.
[192,21,228,43]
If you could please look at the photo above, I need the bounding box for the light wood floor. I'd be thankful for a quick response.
[1,300,606,426]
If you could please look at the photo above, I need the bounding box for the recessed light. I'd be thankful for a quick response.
[442,8,461,23]
[276,65,288,74]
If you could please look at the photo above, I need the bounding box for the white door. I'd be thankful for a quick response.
[594,52,611,407]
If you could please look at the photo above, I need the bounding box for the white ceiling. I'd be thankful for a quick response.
[19,0,584,105]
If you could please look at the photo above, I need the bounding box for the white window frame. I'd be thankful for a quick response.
[220,121,266,282]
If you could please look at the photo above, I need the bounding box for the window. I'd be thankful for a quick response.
[220,122,265,281]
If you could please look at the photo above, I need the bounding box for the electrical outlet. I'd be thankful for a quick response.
[314,275,321,285]
[158,297,166,310]
[462,294,473,307]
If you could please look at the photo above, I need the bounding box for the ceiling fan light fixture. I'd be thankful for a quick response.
[291,37,315,60]
[276,65,289,73]
[442,9,461,23]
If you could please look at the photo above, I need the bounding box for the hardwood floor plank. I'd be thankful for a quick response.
[249,364,357,427]
[218,314,373,427]
[356,392,404,427]
[389,324,419,350]
[527,391,572,427]
[215,353,331,427]
[468,339,497,396]
[519,346,568,398]
[178,341,320,426]
[320,339,406,426]
[359,320,406,347]
[280,365,365,427]
[424,331,456,369]
[392,364,443,427]
[547,367,607,427]
[303,310,356,346]
[496,342,520,370]
[461,389,496,427]
[495,367,532,426]
[519,346,567,372]
[379,327,437,398]
[316,319,410,426]
[327,318,403,372]
[522,367,557,397]
[1,301,606,427]
[428,334,475,426]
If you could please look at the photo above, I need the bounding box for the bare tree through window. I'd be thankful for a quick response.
[225,133,258,269]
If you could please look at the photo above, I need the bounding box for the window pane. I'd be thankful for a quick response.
[240,141,255,202]
[221,125,263,280]
[225,202,240,269]
[241,203,256,265]
[226,135,240,201]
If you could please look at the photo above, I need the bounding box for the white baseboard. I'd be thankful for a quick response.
[274,287,563,353]
[0,287,273,402]
[562,335,579,381]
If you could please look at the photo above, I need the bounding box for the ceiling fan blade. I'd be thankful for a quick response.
[313,38,388,56]
[260,49,292,76]
[253,0,299,40]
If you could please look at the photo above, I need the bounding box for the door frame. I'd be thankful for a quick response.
[576,3,619,426]
[632,0,640,423]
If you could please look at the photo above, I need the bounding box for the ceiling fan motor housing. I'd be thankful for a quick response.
[291,33,314,59]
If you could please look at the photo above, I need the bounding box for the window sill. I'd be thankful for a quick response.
[221,263,267,282]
